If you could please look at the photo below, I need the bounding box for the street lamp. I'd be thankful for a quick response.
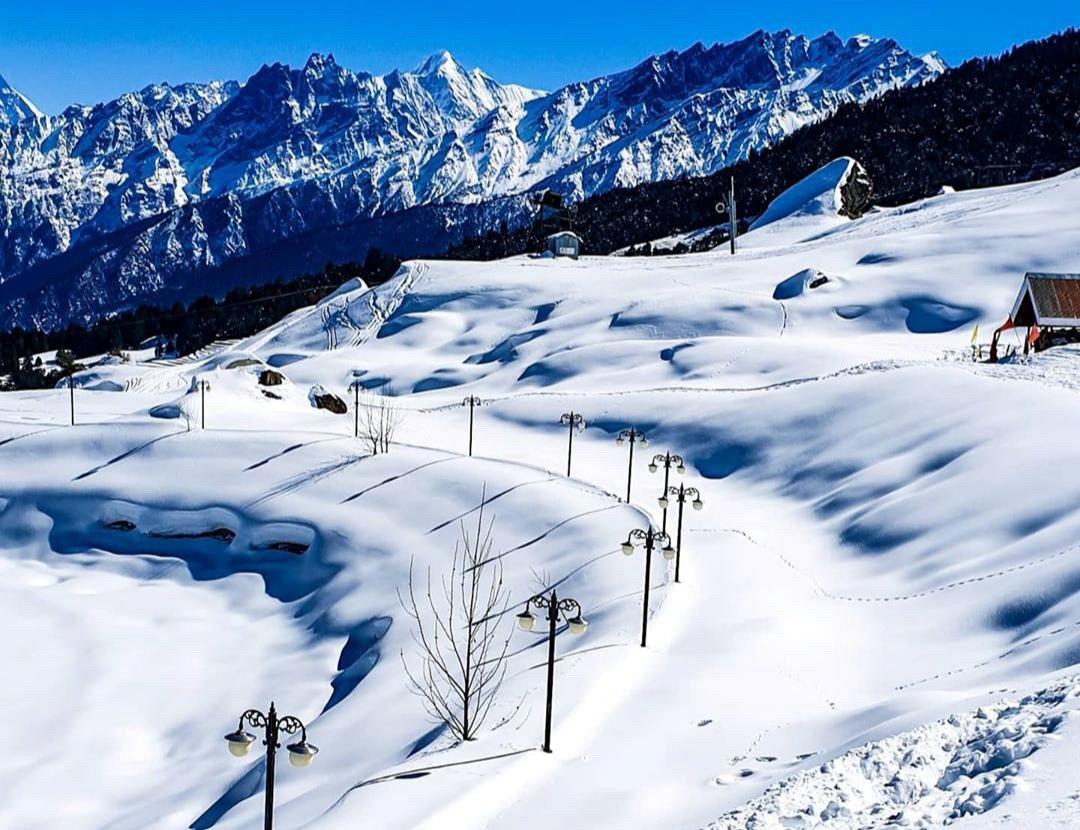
[663,484,703,583]
[559,412,586,477]
[615,428,648,503]
[516,590,588,753]
[224,702,318,830]
[462,395,482,456]
[621,527,674,647]
[348,374,364,439]
[649,451,684,533]
[196,379,212,430]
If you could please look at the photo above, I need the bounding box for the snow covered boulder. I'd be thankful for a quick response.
[309,384,348,414]
[773,268,832,300]
[751,157,872,232]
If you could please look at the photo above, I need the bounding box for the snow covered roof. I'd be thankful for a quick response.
[546,231,581,241]
[1009,272,1080,326]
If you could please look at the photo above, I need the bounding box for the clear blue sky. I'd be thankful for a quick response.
[3,0,1075,113]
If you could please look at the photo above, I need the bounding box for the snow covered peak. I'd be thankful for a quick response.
[0,72,43,127]
[414,50,460,76]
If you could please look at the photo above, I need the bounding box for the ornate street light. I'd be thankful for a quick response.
[649,451,684,533]
[559,412,586,477]
[663,484,704,582]
[517,590,588,753]
[224,702,317,830]
[621,527,674,647]
[196,379,212,430]
[462,395,482,456]
[615,427,648,503]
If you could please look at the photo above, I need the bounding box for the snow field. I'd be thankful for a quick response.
[2,164,1080,828]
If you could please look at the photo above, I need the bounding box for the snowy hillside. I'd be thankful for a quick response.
[2,165,1079,829]
[0,30,942,328]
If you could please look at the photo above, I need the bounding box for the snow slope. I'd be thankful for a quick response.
[2,165,1080,829]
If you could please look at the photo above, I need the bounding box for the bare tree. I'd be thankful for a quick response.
[399,497,512,741]
[359,388,402,454]
[178,395,197,432]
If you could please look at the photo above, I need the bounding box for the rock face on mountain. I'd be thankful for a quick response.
[0,31,943,328]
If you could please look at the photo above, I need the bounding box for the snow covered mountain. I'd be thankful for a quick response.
[0,31,943,328]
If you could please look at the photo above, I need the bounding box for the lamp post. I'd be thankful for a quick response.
[559,411,586,477]
[462,395,481,456]
[67,372,75,426]
[224,702,318,830]
[661,484,703,583]
[648,452,685,532]
[348,376,364,439]
[516,590,588,753]
[621,527,674,647]
[196,379,212,430]
[615,428,648,503]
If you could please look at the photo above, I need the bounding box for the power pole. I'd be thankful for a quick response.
[349,379,363,439]
[68,374,75,426]
[462,396,481,456]
[728,177,737,255]
[715,178,737,255]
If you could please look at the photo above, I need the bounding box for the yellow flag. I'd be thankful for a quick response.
[970,324,979,344]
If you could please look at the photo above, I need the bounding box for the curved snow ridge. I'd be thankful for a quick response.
[704,679,1078,829]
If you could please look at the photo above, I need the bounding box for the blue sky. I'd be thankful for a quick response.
[2,0,1075,113]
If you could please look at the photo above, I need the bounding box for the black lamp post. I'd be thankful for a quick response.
[615,428,648,503]
[196,379,212,430]
[462,395,481,456]
[661,484,703,583]
[621,527,673,647]
[224,702,318,830]
[516,590,588,753]
[648,451,685,532]
[348,376,364,439]
[559,412,586,477]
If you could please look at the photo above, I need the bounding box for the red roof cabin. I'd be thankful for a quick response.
[991,272,1080,362]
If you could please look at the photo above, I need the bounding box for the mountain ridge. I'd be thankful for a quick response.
[0,30,943,328]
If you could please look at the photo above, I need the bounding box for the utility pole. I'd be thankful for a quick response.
[462,396,481,456]
[716,178,737,255]
[729,177,737,255]
[68,373,75,426]
[349,378,363,439]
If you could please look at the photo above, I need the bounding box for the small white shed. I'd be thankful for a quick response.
[546,231,581,259]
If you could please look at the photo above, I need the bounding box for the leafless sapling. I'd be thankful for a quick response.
[359,388,403,454]
[399,497,511,741]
